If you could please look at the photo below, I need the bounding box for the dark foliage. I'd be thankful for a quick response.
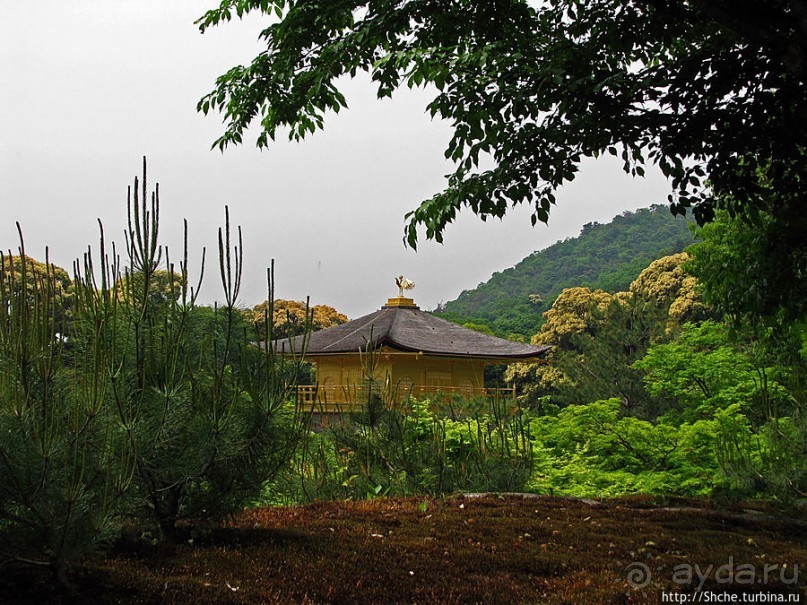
[198,0,807,253]
[689,209,807,325]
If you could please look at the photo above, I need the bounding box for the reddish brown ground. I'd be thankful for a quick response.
[3,495,805,604]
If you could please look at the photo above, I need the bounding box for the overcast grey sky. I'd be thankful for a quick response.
[1,1,674,318]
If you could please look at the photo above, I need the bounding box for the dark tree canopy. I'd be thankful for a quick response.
[197,0,807,248]
[688,209,807,324]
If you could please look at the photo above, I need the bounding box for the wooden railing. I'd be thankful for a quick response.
[294,384,516,414]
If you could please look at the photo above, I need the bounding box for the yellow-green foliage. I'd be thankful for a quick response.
[507,287,615,408]
[630,253,691,304]
[508,253,714,411]
[0,253,74,323]
[532,287,614,348]
[528,399,722,497]
[630,252,710,329]
[0,253,71,289]
[505,362,571,409]
[115,269,184,306]
[244,299,348,340]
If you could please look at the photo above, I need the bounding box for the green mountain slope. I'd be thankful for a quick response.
[434,205,694,338]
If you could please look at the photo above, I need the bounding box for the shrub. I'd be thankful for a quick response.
[288,395,533,501]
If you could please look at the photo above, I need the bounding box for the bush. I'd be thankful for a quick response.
[528,399,722,498]
[286,396,533,501]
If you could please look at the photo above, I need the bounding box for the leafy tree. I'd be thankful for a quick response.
[507,287,612,410]
[629,252,713,331]
[0,251,74,326]
[533,287,614,349]
[635,321,788,422]
[630,253,694,307]
[506,287,620,408]
[557,297,668,413]
[116,269,184,307]
[0,252,72,301]
[197,1,806,250]
[508,254,714,413]
[688,210,807,325]
[528,399,722,498]
[685,210,806,499]
[244,299,347,340]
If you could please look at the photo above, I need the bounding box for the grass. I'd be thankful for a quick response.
[3,495,805,604]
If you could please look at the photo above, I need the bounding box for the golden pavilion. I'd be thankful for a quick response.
[275,280,549,413]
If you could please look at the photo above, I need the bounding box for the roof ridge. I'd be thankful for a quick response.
[320,308,392,351]
[387,305,406,339]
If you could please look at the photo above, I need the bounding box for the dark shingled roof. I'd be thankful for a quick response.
[274,304,550,360]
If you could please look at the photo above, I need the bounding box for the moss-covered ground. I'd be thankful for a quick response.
[3,495,805,604]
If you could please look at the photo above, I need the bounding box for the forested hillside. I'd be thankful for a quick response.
[434,205,694,337]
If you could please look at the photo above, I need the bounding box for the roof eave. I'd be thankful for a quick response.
[287,340,550,361]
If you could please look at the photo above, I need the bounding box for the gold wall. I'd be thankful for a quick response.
[311,346,486,393]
